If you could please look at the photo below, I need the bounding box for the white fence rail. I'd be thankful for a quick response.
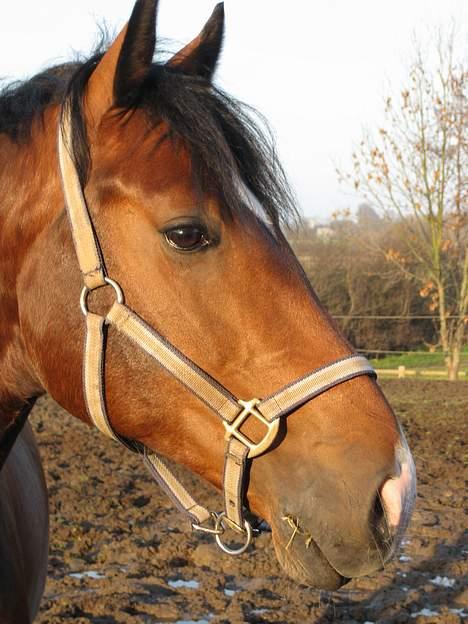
[376,366,466,379]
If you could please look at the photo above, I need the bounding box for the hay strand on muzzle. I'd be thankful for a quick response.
[281,514,314,550]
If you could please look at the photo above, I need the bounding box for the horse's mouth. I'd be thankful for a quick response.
[268,508,403,590]
[270,517,349,590]
[245,511,347,589]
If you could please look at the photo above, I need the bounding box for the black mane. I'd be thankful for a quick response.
[0,47,298,228]
[0,63,79,141]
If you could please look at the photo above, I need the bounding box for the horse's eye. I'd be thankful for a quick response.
[164,225,210,252]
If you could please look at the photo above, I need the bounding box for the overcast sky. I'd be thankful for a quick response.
[1,1,466,219]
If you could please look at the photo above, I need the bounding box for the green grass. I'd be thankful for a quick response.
[371,347,468,372]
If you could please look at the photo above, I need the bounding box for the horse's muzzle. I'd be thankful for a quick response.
[268,442,416,589]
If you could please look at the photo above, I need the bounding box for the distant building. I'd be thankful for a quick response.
[315,225,335,240]
[302,217,335,239]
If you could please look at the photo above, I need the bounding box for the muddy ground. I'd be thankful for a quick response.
[31,379,467,624]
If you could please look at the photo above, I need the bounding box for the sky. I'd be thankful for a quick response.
[1,0,466,219]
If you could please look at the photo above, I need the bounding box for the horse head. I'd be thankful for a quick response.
[14,0,415,589]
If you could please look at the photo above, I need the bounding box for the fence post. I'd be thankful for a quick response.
[398,365,406,378]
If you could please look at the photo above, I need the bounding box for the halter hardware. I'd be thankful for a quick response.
[224,399,280,458]
[214,512,253,555]
[80,277,124,317]
[58,104,376,557]
[191,512,224,536]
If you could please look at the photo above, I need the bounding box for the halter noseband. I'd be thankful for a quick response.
[58,106,376,555]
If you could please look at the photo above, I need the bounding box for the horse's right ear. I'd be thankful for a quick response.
[85,0,158,127]
[167,3,224,80]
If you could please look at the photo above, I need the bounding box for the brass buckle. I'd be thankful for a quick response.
[224,399,280,458]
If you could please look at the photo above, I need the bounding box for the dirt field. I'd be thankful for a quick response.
[31,380,467,624]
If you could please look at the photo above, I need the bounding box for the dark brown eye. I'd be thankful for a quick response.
[164,225,210,252]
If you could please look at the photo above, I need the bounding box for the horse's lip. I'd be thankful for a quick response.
[283,530,347,578]
[270,518,349,589]
[249,512,349,586]
[273,512,395,581]
[302,534,352,582]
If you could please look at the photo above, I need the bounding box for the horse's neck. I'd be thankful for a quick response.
[0,109,60,274]
[0,110,59,448]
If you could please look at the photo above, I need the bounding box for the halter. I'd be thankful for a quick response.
[58,106,376,555]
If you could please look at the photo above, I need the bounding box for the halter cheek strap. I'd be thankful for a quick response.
[58,105,376,555]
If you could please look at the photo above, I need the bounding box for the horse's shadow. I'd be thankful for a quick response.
[314,530,467,623]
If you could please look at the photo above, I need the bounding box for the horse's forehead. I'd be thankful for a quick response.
[93,113,193,192]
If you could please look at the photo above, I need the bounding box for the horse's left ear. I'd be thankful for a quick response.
[114,0,158,101]
[85,0,158,126]
[168,3,224,80]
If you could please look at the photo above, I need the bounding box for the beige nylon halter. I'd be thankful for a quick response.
[58,104,376,555]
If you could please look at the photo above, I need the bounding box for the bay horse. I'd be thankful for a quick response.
[0,0,416,620]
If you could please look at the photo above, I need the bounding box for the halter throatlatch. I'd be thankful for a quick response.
[58,105,376,555]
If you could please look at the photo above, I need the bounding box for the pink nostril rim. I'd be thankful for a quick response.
[380,461,414,528]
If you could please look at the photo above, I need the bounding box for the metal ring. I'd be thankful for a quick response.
[80,277,124,316]
[191,512,224,535]
[214,513,253,556]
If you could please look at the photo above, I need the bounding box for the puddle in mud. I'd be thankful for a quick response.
[69,571,106,580]
[430,575,456,587]
[168,579,200,589]
[411,608,439,618]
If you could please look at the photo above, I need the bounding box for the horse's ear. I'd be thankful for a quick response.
[168,3,224,80]
[86,0,158,125]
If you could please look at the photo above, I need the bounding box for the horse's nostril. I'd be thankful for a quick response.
[370,489,390,542]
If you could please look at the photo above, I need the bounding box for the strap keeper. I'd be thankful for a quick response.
[83,269,106,290]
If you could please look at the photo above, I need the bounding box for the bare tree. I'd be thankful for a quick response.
[289,219,436,354]
[339,31,467,379]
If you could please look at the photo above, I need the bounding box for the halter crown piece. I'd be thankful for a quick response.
[58,106,376,555]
